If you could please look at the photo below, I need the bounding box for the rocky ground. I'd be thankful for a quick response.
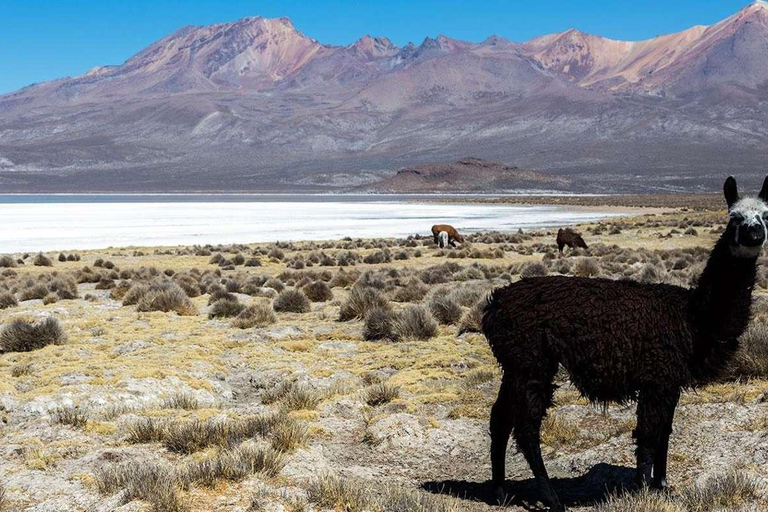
[0,206,767,511]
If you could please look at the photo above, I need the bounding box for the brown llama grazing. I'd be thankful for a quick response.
[431,224,464,247]
[482,176,768,511]
[556,227,587,253]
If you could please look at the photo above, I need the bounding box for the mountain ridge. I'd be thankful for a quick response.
[2,2,768,193]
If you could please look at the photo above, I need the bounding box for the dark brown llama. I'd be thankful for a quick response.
[482,176,768,512]
[431,224,464,247]
[556,228,587,253]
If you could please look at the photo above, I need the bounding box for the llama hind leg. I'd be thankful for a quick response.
[490,376,515,500]
[513,379,563,512]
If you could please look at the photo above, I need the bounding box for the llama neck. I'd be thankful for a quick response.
[687,234,758,378]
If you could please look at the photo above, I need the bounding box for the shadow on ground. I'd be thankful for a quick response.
[421,463,635,510]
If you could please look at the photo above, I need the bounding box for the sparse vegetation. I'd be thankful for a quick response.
[273,289,311,313]
[339,286,389,321]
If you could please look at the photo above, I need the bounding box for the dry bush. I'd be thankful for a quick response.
[540,413,579,448]
[42,293,58,305]
[52,404,88,428]
[0,256,16,268]
[678,470,765,510]
[122,283,149,306]
[17,283,49,301]
[244,257,262,267]
[48,276,78,299]
[363,307,398,341]
[394,305,438,341]
[136,282,197,316]
[0,482,5,509]
[520,261,548,278]
[303,281,333,302]
[0,292,18,309]
[392,278,428,303]
[268,247,285,261]
[270,418,309,453]
[307,475,455,512]
[573,257,601,277]
[273,289,311,313]
[727,320,768,380]
[33,253,52,267]
[208,297,246,319]
[95,460,185,512]
[11,362,32,377]
[0,317,66,353]
[458,300,485,335]
[329,270,358,288]
[162,393,199,410]
[232,301,276,329]
[264,277,285,292]
[364,383,400,406]
[125,417,166,444]
[339,287,389,321]
[178,442,284,488]
[262,381,321,411]
[429,294,462,325]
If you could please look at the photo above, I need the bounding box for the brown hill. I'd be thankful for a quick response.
[368,158,571,193]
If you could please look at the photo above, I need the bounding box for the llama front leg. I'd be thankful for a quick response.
[652,391,679,489]
[634,390,678,488]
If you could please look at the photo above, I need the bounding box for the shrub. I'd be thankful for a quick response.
[0,292,18,309]
[521,261,548,279]
[270,417,309,453]
[363,383,400,406]
[392,279,428,303]
[273,289,311,313]
[727,320,768,379]
[262,382,321,411]
[339,287,389,321]
[58,253,67,262]
[268,247,285,261]
[363,307,398,341]
[43,293,59,305]
[95,461,184,512]
[48,276,78,299]
[232,301,276,329]
[303,281,333,302]
[17,283,49,301]
[232,254,246,265]
[429,294,463,325]
[573,257,600,277]
[394,305,438,341]
[136,282,197,316]
[33,253,53,267]
[52,404,88,428]
[244,257,262,267]
[162,393,199,410]
[458,300,485,335]
[122,283,149,306]
[0,317,66,352]
[264,277,285,292]
[0,256,16,268]
[208,297,246,319]
[178,442,284,488]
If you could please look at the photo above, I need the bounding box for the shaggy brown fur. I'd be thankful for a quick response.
[431,224,464,246]
[481,176,768,511]
[556,227,587,253]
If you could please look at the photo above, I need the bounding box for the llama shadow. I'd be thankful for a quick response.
[421,463,635,510]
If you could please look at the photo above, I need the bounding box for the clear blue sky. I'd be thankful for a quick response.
[0,0,754,94]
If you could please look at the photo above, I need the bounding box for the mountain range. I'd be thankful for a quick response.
[2,2,768,192]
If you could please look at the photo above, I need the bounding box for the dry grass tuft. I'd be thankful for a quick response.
[51,404,88,428]
[161,393,199,410]
[303,280,333,302]
[232,301,276,328]
[540,413,580,448]
[178,442,284,488]
[0,292,18,309]
[273,289,311,313]
[262,381,322,411]
[0,317,66,353]
[95,460,185,512]
[394,305,438,341]
[339,287,389,321]
[363,383,400,406]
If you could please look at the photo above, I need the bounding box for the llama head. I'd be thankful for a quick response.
[724,175,768,258]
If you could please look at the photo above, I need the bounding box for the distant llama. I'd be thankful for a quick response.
[481,176,768,511]
[437,231,450,248]
[556,227,588,253]
[431,224,464,247]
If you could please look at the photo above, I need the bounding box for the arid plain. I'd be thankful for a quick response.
[0,201,767,511]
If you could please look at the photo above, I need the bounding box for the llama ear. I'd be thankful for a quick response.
[724,176,739,209]
[759,176,768,203]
